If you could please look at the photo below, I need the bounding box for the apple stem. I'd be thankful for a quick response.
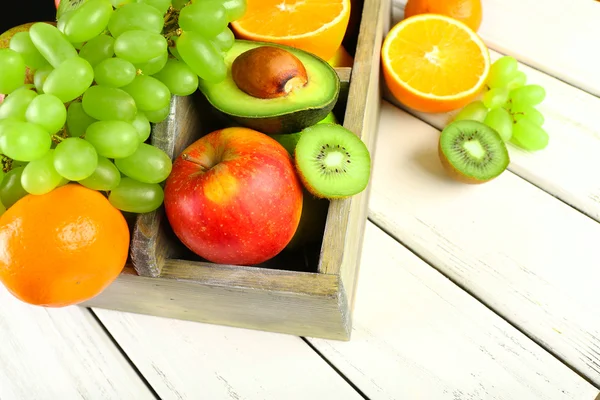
[182,153,211,170]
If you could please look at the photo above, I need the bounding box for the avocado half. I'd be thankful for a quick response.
[197,40,341,135]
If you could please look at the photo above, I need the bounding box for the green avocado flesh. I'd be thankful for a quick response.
[198,40,341,135]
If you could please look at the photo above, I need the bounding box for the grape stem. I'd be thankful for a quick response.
[163,5,186,41]
[1,155,13,173]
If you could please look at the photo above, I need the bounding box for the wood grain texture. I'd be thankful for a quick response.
[92,308,364,400]
[308,222,600,400]
[368,101,600,386]
[0,286,155,400]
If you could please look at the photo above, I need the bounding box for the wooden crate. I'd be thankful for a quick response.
[82,0,391,341]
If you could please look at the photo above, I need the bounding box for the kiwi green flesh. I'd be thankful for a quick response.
[294,123,371,199]
[439,120,509,182]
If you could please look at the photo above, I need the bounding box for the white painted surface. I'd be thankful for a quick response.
[368,100,600,386]
[0,286,155,400]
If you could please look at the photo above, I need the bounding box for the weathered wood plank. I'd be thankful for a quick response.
[0,286,155,400]
[368,101,600,386]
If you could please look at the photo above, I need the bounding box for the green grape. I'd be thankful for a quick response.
[143,103,171,123]
[111,0,135,7]
[78,34,115,67]
[66,101,97,137]
[211,27,235,52]
[453,100,488,123]
[0,167,28,208]
[0,49,26,95]
[177,30,227,83]
[131,112,151,142]
[0,171,4,186]
[33,64,53,93]
[506,71,527,90]
[152,58,198,96]
[483,107,512,141]
[179,2,228,38]
[78,156,121,190]
[171,0,188,9]
[108,3,164,37]
[21,150,63,195]
[510,104,544,126]
[60,0,114,43]
[54,137,99,180]
[135,51,168,75]
[93,57,137,88]
[9,32,49,69]
[43,56,94,103]
[114,143,172,184]
[0,87,38,120]
[25,94,67,134]
[28,22,78,68]
[0,200,5,216]
[122,75,171,111]
[509,84,546,108]
[137,0,171,14]
[114,30,168,64]
[85,120,140,158]
[82,85,138,121]
[487,56,518,89]
[511,118,549,151]
[222,0,247,21]
[108,177,164,213]
[168,36,182,61]
[482,87,509,109]
[0,121,51,161]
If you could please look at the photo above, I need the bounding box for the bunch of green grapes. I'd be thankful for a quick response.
[0,0,245,214]
[454,56,549,151]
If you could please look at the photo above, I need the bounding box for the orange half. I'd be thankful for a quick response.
[382,14,490,113]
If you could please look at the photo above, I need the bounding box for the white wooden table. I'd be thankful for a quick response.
[2,1,600,399]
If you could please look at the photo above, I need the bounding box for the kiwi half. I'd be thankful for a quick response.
[438,120,509,184]
[294,123,371,199]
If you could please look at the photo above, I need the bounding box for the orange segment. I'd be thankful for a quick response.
[382,14,490,113]
[230,0,351,61]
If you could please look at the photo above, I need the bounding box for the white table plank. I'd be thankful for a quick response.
[0,286,155,400]
[92,309,364,400]
[308,222,599,400]
[368,101,600,386]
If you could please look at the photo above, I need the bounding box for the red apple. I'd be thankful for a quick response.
[55,0,60,8]
[164,127,304,265]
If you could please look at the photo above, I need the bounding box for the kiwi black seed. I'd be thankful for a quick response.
[293,123,371,199]
[438,120,509,184]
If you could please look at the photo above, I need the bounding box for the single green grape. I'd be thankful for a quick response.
[510,103,545,126]
[135,51,168,75]
[82,85,138,121]
[179,2,228,38]
[60,0,114,43]
[21,150,63,195]
[0,121,51,161]
[43,56,94,103]
[511,118,549,151]
[33,65,54,94]
[9,31,49,69]
[171,0,188,10]
[222,0,247,22]
[131,112,151,142]
[121,74,171,112]
[0,171,4,187]
[482,87,509,109]
[78,34,115,67]
[53,137,99,181]
[0,87,38,120]
[66,101,97,137]
[509,84,546,108]
[168,36,182,61]
[111,0,135,7]
[114,143,172,184]
[487,56,518,89]
[0,167,28,209]
[108,177,164,213]
[177,30,227,83]
[28,22,78,68]
[78,156,121,190]
[114,30,168,64]
[93,57,137,88]
[25,93,67,134]
[137,0,171,14]
[483,107,512,141]
[0,49,26,95]
[143,103,170,123]
[453,100,488,123]
[0,199,5,216]
[152,58,199,96]
[108,3,164,37]
[85,120,140,158]
[506,71,527,90]
[211,27,235,52]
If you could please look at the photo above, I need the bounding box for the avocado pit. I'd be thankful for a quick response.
[231,46,308,99]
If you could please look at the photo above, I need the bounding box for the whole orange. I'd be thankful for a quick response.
[404,0,482,32]
[0,184,130,307]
